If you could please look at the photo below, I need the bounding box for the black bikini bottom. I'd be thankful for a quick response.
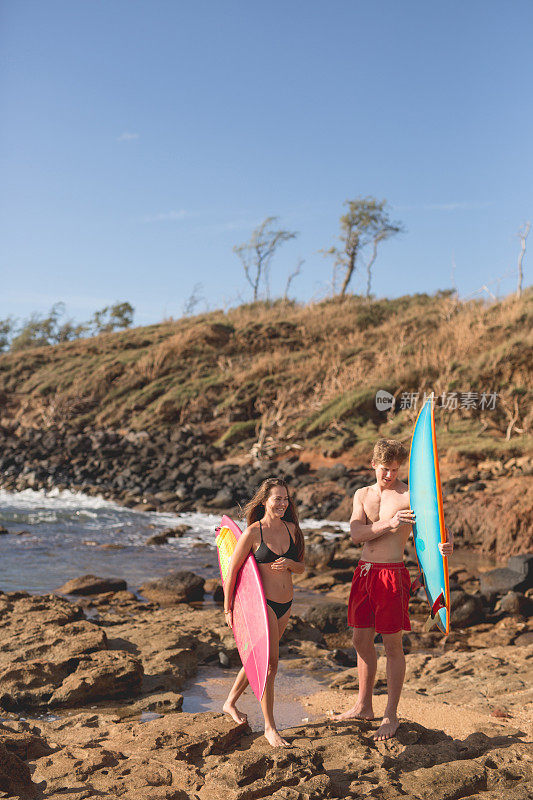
[266,598,292,619]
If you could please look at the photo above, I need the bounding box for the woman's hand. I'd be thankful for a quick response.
[270,558,291,572]
[224,608,233,628]
[438,527,454,557]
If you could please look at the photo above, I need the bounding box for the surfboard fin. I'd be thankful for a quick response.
[422,592,446,631]
[410,575,423,595]
[423,614,437,631]
[431,592,445,618]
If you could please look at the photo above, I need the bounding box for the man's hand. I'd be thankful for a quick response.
[389,508,416,532]
[438,527,454,557]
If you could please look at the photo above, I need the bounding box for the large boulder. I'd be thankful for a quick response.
[450,590,484,627]
[0,593,145,711]
[281,615,326,646]
[304,602,349,633]
[296,480,345,519]
[0,738,39,799]
[507,553,533,589]
[140,571,205,604]
[304,537,338,570]
[443,477,533,558]
[48,651,143,707]
[58,574,127,596]
[495,591,533,617]
[209,487,234,509]
[146,524,193,545]
[480,567,529,597]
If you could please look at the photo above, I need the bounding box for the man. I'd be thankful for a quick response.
[333,438,453,740]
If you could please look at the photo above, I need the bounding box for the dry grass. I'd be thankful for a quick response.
[0,290,531,460]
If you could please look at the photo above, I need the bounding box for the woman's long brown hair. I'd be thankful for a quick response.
[243,477,305,562]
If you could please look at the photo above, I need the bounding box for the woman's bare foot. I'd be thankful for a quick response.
[374,715,400,741]
[222,700,248,725]
[264,727,290,747]
[329,701,374,722]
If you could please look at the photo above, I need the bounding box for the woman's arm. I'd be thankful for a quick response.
[270,557,305,574]
[223,527,255,625]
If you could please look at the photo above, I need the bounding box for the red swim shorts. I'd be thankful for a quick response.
[347,561,411,634]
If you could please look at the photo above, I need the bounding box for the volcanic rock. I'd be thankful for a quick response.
[58,574,128,596]
[209,487,234,508]
[304,537,338,570]
[496,591,533,617]
[480,567,529,597]
[443,477,533,558]
[48,650,143,707]
[12,706,528,800]
[0,592,145,711]
[508,553,533,587]
[0,738,39,799]
[304,602,349,633]
[146,531,173,545]
[140,571,205,604]
[450,590,485,627]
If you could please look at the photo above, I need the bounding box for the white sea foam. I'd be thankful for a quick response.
[0,488,349,595]
[300,517,350,534]
[0,488,346,547]
[0,487,122,512]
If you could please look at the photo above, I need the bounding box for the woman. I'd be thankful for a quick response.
[223,477,305,747]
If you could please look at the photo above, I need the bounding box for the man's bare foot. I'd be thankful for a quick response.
[264,727,290,747]
[222,700,248,725]
[329,702,374,722]
[374,715,400,741]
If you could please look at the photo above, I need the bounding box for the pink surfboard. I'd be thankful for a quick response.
[215,515,270,702]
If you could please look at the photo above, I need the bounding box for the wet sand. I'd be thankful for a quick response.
[303,687,533,740]
[182,663,331,732]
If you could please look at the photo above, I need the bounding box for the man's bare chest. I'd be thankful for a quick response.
[363,491,409,523]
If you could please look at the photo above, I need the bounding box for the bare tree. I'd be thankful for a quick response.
[365,228,399,298]
[182,282,204,316]
[517,221,530,298]
[284,258,304,300]
[325,197,404,297]
[234,217,298,302]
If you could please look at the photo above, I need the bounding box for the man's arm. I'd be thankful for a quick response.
[350,489,415,544]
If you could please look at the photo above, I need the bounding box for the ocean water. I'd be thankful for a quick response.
[0,489,348,595]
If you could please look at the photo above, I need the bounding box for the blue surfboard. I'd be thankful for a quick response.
[409,396,450,634]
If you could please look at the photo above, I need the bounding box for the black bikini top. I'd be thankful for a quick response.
[253,519,299,564]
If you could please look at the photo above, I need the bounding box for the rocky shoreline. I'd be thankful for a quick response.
[0,421,365,518]
[0,525,532,799]
[0,421,532,797]
[0,564,533,800]
[0,421,532,557]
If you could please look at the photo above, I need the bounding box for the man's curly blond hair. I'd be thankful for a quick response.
[372,438,408,466]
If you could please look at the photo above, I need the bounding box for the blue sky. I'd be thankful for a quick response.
[2,1,532,326]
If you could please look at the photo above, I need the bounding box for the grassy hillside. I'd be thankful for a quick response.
[1,290,531,462]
